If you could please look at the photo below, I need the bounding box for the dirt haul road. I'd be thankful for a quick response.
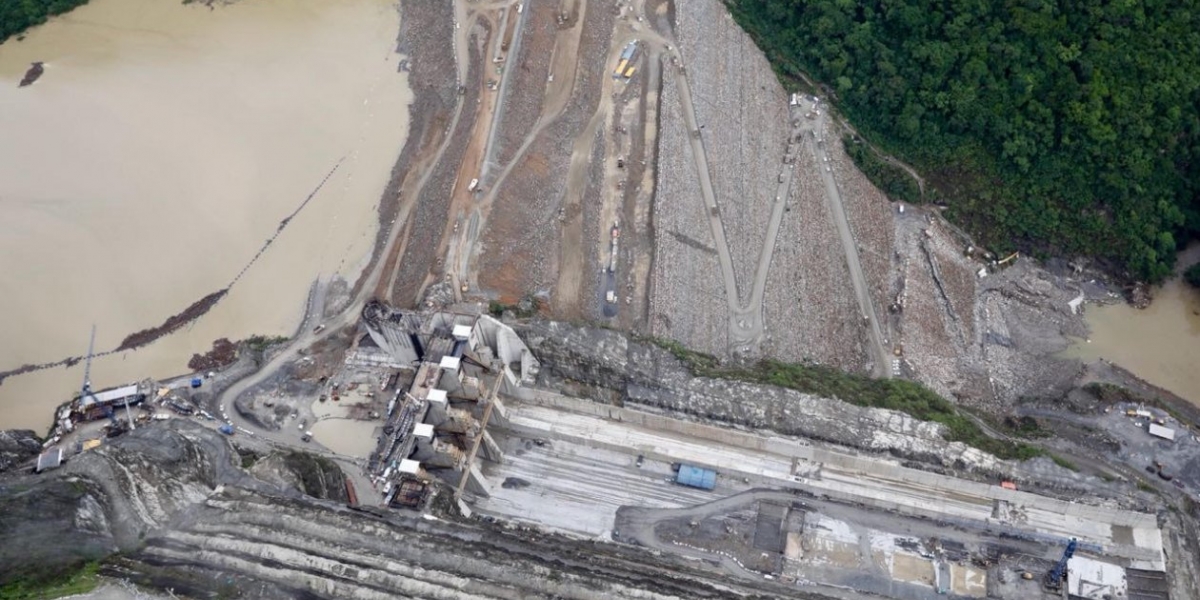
[810,116,892,377]
[451,0,589,298]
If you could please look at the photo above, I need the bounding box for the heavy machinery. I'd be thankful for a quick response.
[79,326,136,435]
[1044,538,1078,590]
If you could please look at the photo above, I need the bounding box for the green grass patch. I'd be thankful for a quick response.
[999,414,1054,439]
[1049,453,1079,472]
[0,561,100,600]
[237,448,261,470]
[642,337,1042,461]
[244,335,289,354]
[282,451,345,501]
[488,295,543,319]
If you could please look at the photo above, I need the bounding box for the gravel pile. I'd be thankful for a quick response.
[579,127,607,320]
[974,263,1089,407]
[895,217,1086,410]
[674,0,789,301]
[478,139,573,301]
[493,2,555,168]
[648,63,729,355]
[478,0,615,302]
[827,131,898,324]
[762,133,867,370]
[895,220,985,402]
[385,0,469,305]
[352,0,459,300]
[392,43,482,305]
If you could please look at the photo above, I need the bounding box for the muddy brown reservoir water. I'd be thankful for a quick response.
[1065,250,1200,407]
[0,0,411,431]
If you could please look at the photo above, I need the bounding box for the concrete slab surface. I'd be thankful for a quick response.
[500,398,1165,569]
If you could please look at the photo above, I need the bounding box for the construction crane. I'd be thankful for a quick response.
[79,326,135,433]
[1044,538,1078,590]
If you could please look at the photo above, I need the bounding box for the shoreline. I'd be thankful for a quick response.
[0,0,415,434]
[346,0,460,305]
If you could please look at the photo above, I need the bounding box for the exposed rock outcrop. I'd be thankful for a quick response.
[517,321,997,471]
[0,429,41,473]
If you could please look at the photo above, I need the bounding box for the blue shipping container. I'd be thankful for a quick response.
[675,464,717,490]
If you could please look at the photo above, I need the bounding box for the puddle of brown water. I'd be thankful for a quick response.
[0,0,411,431]
[310,418,379,458]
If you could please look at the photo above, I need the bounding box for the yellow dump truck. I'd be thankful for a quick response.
[613,58,629,78]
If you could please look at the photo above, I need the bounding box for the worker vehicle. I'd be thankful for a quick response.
[673,464,717,490]
[1044,538,1077,590]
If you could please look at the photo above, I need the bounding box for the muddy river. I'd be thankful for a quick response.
[1065,250,1200,406]
[0,0,411,431]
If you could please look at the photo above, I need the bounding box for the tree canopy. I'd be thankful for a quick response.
[1185,263,1200,289]
[1,0,89,45]
[729,0,1200,281]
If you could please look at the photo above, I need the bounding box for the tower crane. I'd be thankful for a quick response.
[79,326,135,433]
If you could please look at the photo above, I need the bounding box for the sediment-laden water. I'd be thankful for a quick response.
[0,0,411,431]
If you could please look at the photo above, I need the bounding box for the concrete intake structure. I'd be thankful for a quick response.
[363,302,539,510]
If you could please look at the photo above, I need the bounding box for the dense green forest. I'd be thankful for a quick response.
[0,0,88,44]
[843,134,922,203]
[1186,263,1200,288]
[729,0,1200,281]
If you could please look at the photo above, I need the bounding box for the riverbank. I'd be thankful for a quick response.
[0,0,413,431]
[1064,245,1200,408]
[348,0,460,305]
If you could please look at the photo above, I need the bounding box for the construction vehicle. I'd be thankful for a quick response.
[609,223,620,273]
[78,326,135,433]
[613,58,629,78]
[1044,538,1077,590]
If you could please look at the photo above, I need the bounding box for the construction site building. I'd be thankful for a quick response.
[362,302,539,510]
